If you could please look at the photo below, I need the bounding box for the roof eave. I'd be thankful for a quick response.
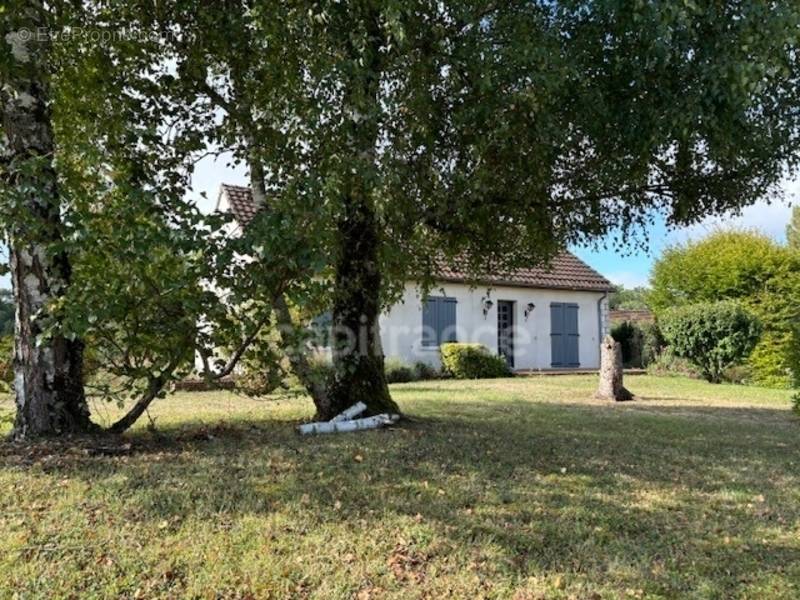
[434,275,614,293]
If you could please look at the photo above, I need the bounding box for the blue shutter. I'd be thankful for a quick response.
[550,303,564,367]
[441,298,457,343]
[565,304,580,367]
[421,297,457,346]
[422,299,437,346]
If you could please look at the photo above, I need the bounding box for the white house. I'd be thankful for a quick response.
[218,184,613,372]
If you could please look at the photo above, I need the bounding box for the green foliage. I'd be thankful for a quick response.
[610,321,663,368]
[98,0,800,299]
[660,302,762,383]
[640,322,666,367]
[0,335,12,391]
[649,231,784,311]
[297,354,335,396]
[792,391,800,415]
[384,359,439,383]
[646,347,702,379]
[609,286,651,311]
[8,0,800,427]
[787,206,800,251]
[650,230,800,387]
[384,358,416,384]
[747,332,797,389]
[440,343,511,380]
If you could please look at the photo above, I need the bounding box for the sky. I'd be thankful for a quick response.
[2,157,797,290]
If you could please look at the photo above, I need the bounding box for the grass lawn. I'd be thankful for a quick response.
[0,375,798,599]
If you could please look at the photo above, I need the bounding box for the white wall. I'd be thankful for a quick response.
[379,282,608,371]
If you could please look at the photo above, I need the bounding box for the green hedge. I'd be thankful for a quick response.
[748,332,798,388]
[440,343,511,379]
[660,301,761,383]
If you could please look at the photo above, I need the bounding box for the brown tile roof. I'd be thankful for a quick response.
[219,184,613,292]
[433,253,613,292]
[220,184,260,225]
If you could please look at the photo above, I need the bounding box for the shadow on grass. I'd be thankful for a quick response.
[2,398,799,596]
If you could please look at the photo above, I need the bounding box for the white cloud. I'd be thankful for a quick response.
[667,177,799,245]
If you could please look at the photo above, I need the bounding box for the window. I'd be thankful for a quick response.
[422,297,457,347]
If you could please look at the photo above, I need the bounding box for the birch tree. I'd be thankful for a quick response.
[45,1,307,433]
[1,2,92,438]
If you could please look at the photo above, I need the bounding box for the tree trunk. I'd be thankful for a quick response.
[2,12,92,438]
[321,7,400,420]
[596,335,633,402]
[325,195,399,420]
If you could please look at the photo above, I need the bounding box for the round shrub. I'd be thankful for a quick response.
[660,301,761,383]
[649,230,800,388]
[413,361,439,381]
[440,343,511,379]
[384,358,416,383]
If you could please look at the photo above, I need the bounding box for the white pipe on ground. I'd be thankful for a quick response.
[329,402,368,422]
[298,413,399,435]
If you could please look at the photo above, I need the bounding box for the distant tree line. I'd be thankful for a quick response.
[608,286,650,311]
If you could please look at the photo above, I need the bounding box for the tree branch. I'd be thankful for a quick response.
[199,309,273,381]
[273,294,331,417]
[106,357,182,434]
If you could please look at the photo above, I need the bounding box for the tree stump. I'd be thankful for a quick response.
[596,335,633,401]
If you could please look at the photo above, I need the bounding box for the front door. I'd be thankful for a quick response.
[497,300,515,368]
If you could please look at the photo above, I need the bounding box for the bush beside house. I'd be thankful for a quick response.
[610,320,663,368]
[660,301,761,383]
[440,343,511,379]
[384,358,417,383]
